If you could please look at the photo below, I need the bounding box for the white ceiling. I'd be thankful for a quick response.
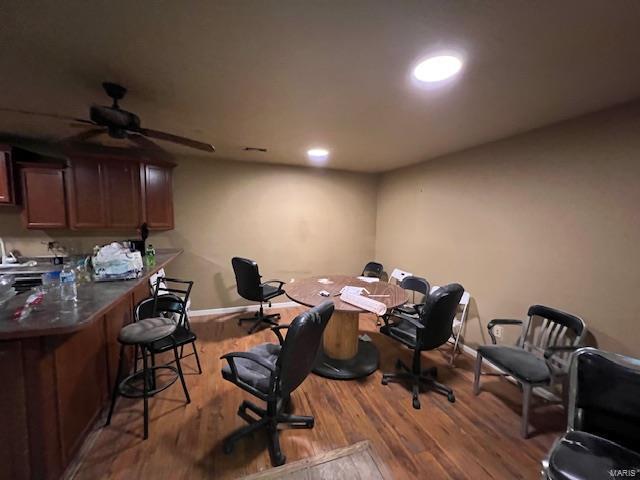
[1,1,639,172]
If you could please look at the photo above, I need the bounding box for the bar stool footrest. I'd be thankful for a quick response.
[118,365,179,398]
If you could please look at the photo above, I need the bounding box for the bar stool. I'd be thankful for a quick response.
[105,317,191,439]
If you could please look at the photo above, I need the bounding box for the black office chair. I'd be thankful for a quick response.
[473,305,586,438]
[377,275,430,327]
[395,276,430,316]
[542,348,640,479]
[231,257,286,334]
[381,283,464,409]
[135,294,202,375]
[361,261,384,278]
[220,301,334,466]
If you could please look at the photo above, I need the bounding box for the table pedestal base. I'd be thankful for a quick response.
[313,339,379,380]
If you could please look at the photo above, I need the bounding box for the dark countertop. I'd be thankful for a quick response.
[0,249,182,340]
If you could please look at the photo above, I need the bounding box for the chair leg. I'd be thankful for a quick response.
[133,344,139,374]
[450,330,462,366]
[149,351,157,391]
[223,417,269,454]
[105,343,126,427]
[142,345,149,440]
[173,343,191,404]
[267,422,286,467]
[278,413,314,429]
[473,354,483,395]
[521,383,532,439]
[412,383,421,410]
[192,342,203,374]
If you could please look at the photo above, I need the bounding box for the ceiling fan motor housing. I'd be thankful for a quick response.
[90,105,141,130]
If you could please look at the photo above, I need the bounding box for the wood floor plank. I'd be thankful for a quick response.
[71,307,561,480]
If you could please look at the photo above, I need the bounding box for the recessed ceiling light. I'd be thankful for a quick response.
[413,55,462,83]
[307,148,330,165]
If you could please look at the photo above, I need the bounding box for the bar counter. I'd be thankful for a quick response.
[0,249,182,480]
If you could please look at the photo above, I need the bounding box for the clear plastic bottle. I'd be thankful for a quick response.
[60,264,77,302]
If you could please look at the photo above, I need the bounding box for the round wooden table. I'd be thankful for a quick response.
[286,275,407,379]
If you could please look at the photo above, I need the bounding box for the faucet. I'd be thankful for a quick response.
[0,238,17,265]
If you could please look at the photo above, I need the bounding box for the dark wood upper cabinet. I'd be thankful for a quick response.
[0,146,15,204]
[21,165,67,229]
[103,159,141,229]
[142,163,174,230]
[14,145,175,231]
[66,157,108,229]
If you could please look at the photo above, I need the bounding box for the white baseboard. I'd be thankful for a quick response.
[189,301,300,317]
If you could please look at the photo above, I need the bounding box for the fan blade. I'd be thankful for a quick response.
[0,107,90,124]
[127,133,174,161]
[60,128,106,143]
[138,128,215,152]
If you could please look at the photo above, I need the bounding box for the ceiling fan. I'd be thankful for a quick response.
[1,82,215,153]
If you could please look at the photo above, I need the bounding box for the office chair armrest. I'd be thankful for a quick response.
[392,311,424,330]
[543,345,581,360]
[261,280,286,290]
[487,319,523,344]
[270,324,291,345]
[220,352,276,379]
[396,303,424,315]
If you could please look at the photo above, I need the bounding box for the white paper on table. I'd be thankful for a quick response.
[357,276,380,283]
[340,285,370,296]
[317,278,334,284]
[340,292,387,316]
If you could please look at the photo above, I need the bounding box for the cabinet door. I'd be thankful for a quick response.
[21,167,67,228]
[104,160,141,229]
[67,157,107,229]
[0,150,12,204]
[143,164,174,230]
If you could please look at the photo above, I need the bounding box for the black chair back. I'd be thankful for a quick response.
[570,348,640,451]
[419,283,464,350]
[232,257,262,301]
[361,261,384,278]
[400,276,430,303]
[277,301,334,395]
[136,295,187,326]
[522,305,586,373]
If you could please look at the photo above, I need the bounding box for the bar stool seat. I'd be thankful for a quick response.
[119,317,177,344]
[105,316,190,439]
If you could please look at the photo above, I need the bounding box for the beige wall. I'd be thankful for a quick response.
[151,157,378,308]
[375,102,640,357]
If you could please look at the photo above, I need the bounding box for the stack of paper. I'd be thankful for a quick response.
[340,291,387,316]
[340,285,369,295]
[357,276,380,283]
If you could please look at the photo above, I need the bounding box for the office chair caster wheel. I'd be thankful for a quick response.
[381,377,389,385]
[223,442,234,454]
[412,397,421,410]
[447,393,455,403]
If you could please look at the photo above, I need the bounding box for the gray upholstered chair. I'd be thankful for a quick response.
[541,348,640,480]
[220,301,334,466]
[473,305,586,438]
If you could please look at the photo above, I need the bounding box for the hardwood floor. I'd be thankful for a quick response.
[71,307,564,479]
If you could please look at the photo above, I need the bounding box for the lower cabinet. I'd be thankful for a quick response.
[0,287,147,480]
[104,295,134,393]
